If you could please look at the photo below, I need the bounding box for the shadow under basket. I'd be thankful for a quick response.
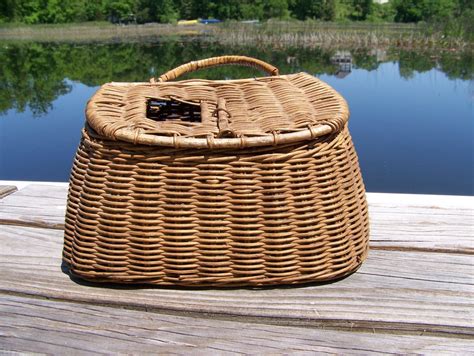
[63,55,369,287]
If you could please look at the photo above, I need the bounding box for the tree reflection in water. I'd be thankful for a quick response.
[0,40,472,116]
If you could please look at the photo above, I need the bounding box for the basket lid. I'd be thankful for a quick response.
[86,55,349,149]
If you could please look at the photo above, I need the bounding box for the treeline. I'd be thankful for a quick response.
[0,0,472,25]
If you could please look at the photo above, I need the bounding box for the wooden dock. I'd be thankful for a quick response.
[0,182,473,354]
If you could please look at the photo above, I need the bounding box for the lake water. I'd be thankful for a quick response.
[0,40,472,195]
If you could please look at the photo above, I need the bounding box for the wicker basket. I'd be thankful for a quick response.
[63,55,369,287]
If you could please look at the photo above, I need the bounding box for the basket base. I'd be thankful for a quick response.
[62,248,368,288]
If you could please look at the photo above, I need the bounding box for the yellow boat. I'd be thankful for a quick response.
[177,19,199,25]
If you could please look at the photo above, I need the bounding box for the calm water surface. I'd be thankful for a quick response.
[0,41,472,195]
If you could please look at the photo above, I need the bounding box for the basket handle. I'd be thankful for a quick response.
[153,55,280,82]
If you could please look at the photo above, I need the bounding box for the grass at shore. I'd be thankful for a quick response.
[0,20,470,50]
[0,21,196,42]
[214,21,469,50]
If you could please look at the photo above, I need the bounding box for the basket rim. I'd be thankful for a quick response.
[86,73,349,149]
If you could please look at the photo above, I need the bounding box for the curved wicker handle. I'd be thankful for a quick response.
[154,55,280,82]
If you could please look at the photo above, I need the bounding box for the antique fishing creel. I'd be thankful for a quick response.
[63,55,369,287]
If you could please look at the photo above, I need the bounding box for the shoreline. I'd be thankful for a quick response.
[0,21,470,50]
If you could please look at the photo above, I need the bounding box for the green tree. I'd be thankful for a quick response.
[17,0,44,24]
[393,0,457,22]
[212,0,243,19]
[0,0,469,29]
[264,0,290,19]
[290,0,337,21]
[176,0,193,19]
[135,0,174,23]
[156,0,178,22]
[350,0,373,20]
[442,0,474,40]
[105,0,137,23]
[0,0,107,24]
[83,1,107,21]
[0,0,19,22]
[368,1,395,22]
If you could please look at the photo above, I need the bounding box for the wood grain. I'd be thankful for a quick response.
[367,193,474,254]
[0,184,67,229]
[0,186,17,199]
[0,184,473,253]
[1,185,472,353]
[1,225,472,336]
[1,294,472,355]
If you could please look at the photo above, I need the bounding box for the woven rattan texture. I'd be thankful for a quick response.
[63,126,369,287]
[86,73,348,146]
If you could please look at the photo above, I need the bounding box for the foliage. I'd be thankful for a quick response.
[0,1,472,42]
[392,0,457,23]
[425,1,474,41]
[348,0,373,21]
[290,0,337,21]
[0,0,468,25]
[367,2,396,22]
[133,0,177,23]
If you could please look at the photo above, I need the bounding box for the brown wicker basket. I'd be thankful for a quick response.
[63,55,369,287]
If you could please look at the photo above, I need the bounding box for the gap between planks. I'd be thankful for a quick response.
[0,183,472,338]
[0,183,472,254]
[1,288,472,340]
[2,294,473,355]
[0,296,472,355]
[1,225,472,338]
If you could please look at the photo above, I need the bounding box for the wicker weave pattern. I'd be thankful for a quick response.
[63,56,369,286]
[86,73,347,148]
[63,125,369,286]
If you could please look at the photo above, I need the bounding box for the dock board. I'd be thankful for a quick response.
[0,186,17,199]
[0,182,473,353]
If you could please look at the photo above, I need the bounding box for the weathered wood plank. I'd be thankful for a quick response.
[1,183,68,200]
[0,184,473,253]
[367,193,474,254]
[0,180,66,190]
[1,295,472,355]
[0,184,67,229]
[0,226,472,336]
[0,186,17,199]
